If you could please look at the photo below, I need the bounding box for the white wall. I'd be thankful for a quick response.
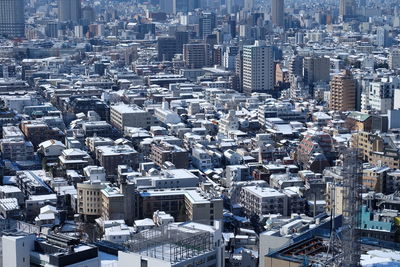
[2,234,35,267]
[118,252,172,267]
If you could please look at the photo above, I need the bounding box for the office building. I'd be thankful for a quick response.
[329,70,357,111]
[58,0,82,23]
[3,233,100,267]
[377,27,390,48]
[160,0,174,13]
[303,56,330,86]
[199,12,216,39]
[0,0,25,38]
[183,43,209,69]
[271,0,284,27]
[157,36,177,61]
[20,120,64,148]
[242,41,274,95]
[175,31,189,53]
[110,104,159,131]
[339,0,356,19]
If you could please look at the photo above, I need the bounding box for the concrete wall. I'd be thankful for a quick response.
[2,234,35,267]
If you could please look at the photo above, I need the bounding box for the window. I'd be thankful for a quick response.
[141,259,148,267]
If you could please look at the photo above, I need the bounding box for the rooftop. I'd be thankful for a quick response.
[242,186,286,199]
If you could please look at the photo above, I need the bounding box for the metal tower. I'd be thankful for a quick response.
[341,148,362,266]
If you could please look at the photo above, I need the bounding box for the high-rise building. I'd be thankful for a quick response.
[82,6,96,24]
[377,27,390,48]
[183,43,208,68]
[271,0,284,27]
[303,56,331,85]
[175,31,189,53]
[223,46,239,70]
[199,12,216,39]
[242,41,274,95]
[339,0,356,19]
[157,36,177,61]
[173,0,188,13]
[0,0,25,38]
[160,0,174,13]
[329,70,357,111]
[58,0,82,23]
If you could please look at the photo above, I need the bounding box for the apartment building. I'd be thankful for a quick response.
[352,131,400,169]
[140,188,223,226]
[150,141,189,168]
[85,136,114,153]
[77,179,105,221]
[329,70,356,111]
[192,147,213,170]
[20,120,64,147]
[110,104,159,131]
[0,138,34,161]
[58,148,93,172]
[101,182,137,224]
[96,145,140,177]
[242,41,274,95]
[240,186,288,217]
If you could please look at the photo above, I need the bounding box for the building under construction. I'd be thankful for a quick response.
[264,148,363,267]
[119,224,220,266]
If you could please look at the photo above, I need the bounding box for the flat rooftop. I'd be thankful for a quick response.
[242,186,286,199]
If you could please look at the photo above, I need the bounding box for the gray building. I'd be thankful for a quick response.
[58,0,82,23]
[0,0,25,38]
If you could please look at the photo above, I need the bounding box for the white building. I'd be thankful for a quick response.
[83,166,106,182]
[110,104,159,130]
[192,147,213,171]
[219,110,239,136]
[2,233,35,267]
[154,102,181,125]
[243,41,274,95]
[361,77,399,112]
[153,211,174,226]
[37,139,66,157]
[240,186,288,217]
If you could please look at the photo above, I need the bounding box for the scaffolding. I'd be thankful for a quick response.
[124,224,214,263]
[340,148,362,266]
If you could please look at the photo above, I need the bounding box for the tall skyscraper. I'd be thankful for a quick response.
[339,0,356,19]
[58,0,82,23]
[329,70,356,111]
[0,0,25,38]
[271,0,284,27]
[242,41,274,95]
